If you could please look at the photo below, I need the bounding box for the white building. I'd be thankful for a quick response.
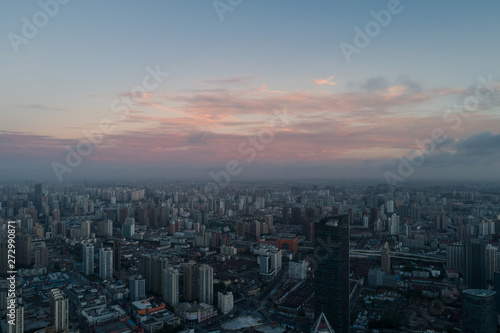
[163,268,179,306]
[99,248,113,281]
[83,243,94,276]
[50,289,69,332]
[217,291,233,314]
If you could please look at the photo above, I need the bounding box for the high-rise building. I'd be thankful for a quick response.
[122,217,135,238]
[183,260,198,301]
[282,207,289,225]
[199,264,213,305]
[81,220,91,238]
[83,243,94,276]
[218,291,233,314]
[381,242,391,274]
[462,289,497,333]
[314,214,350,333]
[291,207,302,225]
[98,219,113,237]
[17,234,31,267]
[50,289,69,332]
[486,244,497,282]
[6,298,24,333]
[139,254,168,294]
[113,241,121,277]
[464,239,486,289]
[446,242,464,274]
[34,183,42,210]
[494,271,500,313]
[129,275,146,301]
[99,247,113,281]
[163,267,179,306]
[34,246,48,268]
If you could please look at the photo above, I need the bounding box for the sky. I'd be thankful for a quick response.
[1,0,500,184]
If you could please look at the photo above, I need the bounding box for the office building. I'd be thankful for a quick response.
[462,289,496,333]
[199,264,213,305]
[183,260,198,302]
[314,214,350,333]
[163,267,179,306]
[50,288,69,332]
[83,243,94,275]
[99,247,113,281]
[464,239,486,289]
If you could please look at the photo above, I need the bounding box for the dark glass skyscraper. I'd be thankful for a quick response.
[314,214,350,333]
[462,289,497,333]
[464,238,486,289]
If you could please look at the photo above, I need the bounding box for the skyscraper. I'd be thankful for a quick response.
[50,289,69,332]
[464,238,486,289]
[381,242,391,274]
[83,243,94,276]
[163,267,179,306]
[462,289,497,333]
[183,260,198,301]
[99,247,113,281]
[199,264,214,305]
[314,214,350,333]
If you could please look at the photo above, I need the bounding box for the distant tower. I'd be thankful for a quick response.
[50,289,69,332]
[163,267,179,306]
[462,289,497,333]
[183,260,199,301]
[199,264,214,305]
[82,243,94,276]
[99,247,113,281]
[381,242,391,274]
[314,214,350,333]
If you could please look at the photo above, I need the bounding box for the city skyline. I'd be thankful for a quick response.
[1,1,500,183]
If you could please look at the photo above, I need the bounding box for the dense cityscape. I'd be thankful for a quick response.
[1,180,500,332]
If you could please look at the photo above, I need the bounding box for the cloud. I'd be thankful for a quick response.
[200,75,256,86]
[313,75,336,86]
[10,104,67,111]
